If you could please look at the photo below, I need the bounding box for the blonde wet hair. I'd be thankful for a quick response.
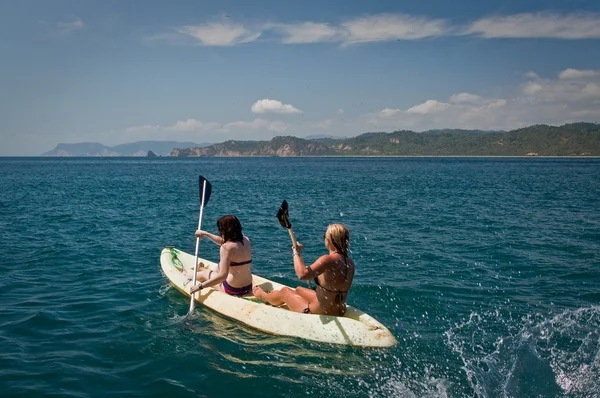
[325,224,350,256]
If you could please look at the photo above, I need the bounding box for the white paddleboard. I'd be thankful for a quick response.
[160,247,397,348]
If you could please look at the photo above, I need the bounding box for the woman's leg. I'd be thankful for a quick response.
[253,286,287,306]
[184,268,212,282]
[253,286,318,314]
[195,269,212,282]
[183,261,208,277]
[279,288,313,313]
[295,286,317,301]
[291,287,322,314]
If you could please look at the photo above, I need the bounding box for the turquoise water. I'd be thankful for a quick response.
[1,157,599,397]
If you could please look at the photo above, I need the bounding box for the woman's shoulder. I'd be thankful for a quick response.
[317,253,339,265]
[222,237,251,250]
[328,253,354,267]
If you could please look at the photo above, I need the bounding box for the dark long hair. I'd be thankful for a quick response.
[216,215,244,244]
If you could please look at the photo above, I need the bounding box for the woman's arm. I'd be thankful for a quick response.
[196,245,230,290]
[195,230,224,246]
[292,244,331,280]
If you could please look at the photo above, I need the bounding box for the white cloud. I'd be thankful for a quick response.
[467,12,600,39]
[57,18,85,34]
[168,119,220,132]
[223,118,268,130]
[520,69,600,102]
[372,98,508,130]
[407,100,451,114]
[379,108,403,117]
[449,93,484,104]
[177,22,261,46]
[251,99,302,114]
[271,22,340,44]
[559,68,600,79]
[522,82,544,95]
[266,14,450,44]
[525,71,540,79]
[342,14,449,43]
[582,83,600,98]
[156,12,600,47]
[123,117,289,139]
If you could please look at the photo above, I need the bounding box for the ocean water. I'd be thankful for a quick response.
[0,156,599,398]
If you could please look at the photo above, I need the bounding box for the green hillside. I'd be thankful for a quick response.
[170,123,600,157]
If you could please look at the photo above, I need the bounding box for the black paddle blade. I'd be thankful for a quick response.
[276,200,292,228]
[198,176,212,207]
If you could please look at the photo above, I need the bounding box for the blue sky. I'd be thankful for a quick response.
[1,0,600,155]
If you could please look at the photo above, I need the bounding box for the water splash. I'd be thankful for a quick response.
[445,306,600,397]
[158,283,172,296]
[535,306,600,396]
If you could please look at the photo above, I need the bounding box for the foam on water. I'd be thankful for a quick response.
[536,306,600,396]
[445,306,600,397]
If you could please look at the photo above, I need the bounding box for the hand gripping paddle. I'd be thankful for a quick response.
[277,200,312,288]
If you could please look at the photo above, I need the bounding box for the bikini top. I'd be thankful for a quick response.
[314,278,349,294]
[230,259,252,267]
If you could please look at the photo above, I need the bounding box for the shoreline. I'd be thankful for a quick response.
[0,155,600,160]
[2,155,600,159]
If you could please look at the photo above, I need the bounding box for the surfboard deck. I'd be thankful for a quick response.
[160,247,397,348]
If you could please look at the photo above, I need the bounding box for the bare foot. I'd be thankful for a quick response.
[183,262,205,276]
[253,285,267,300]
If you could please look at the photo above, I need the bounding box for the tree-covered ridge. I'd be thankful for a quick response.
[170,123,600,157]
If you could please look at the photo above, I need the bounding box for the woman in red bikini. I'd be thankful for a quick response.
[253,224,355,316]
[188,215,253,296]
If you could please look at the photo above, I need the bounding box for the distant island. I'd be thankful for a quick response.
[42,141,212,157]
[171,123,600,157]
[42,123,600,157]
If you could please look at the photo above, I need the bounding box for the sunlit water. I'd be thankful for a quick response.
[1,157,599,397]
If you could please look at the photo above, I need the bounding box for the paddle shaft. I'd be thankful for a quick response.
[189,180,208,313]
[287,227,298,248]
[286,227,313,289]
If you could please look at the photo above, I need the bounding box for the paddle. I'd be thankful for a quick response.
[189,175,212,314]
[276,200,312,288]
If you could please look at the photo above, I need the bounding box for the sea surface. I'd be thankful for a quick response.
[1,157,599,398]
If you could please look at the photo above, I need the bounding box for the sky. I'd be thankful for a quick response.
[1,0,600,155]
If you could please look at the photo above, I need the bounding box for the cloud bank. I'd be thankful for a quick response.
[165,12,600,46]
[122,69,599,143]
[370,68,600,131]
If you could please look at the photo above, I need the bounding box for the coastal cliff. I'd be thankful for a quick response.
[171,136,334,157]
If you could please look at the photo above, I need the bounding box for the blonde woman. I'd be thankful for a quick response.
[253,224,354,316]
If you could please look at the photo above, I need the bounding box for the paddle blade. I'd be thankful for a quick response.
[276,200,292,228]
[198,176,212,207]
